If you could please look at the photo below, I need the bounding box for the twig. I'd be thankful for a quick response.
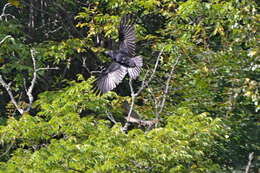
[147,87,159,117]
[245,152,254,173]
[136,48,164,96]
[158,56,180,117]
[44,26,63,35]
[106,111,117,124]
[0,75,24,114]
[127,78,135,120]
[122,79,135,132]
[0,35,14,46]
[25,49,37,111]
[107,115,117,124]
[0,141,15,158]
[25,48,58,112]
[62,166,84,173]
[0,48,58,115]
[125,116,159,127]
[0,3,15,21]
[36,67,59,72]
[122,101,159,131]
[145,56,180,121]
[81,57,103,74]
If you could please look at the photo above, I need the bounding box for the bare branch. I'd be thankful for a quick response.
[67,167,84,173]
[0,3,15,21]
[122,101,159,131]
[0,75,24,114]
[122,79,136,132]
[107,115,117,124]
[245,152,254,173]
[25,48,58,112]
[0,35,23,114]
[0,35,14,46]
[44,26,63,35]
[0,141,15,158]
[126,48,165,119]
[81,57,103,75]
[158,56,180,117]
[136,48,164,96]
[25,49,37,111]
[0,48,58,114]
[122,48,165,132]
[147,87,159,117]
[106,111,117,124]
[125,116,159,127]
[121,48,180,132]
[127,78,135,120]
[36,66,59,72]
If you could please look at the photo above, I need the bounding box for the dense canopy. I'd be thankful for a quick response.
[0,0,259,172]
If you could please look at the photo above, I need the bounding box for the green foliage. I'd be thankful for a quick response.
[0,108,227,172]
[34,75,120,119]
[0,0,259,172]
[39,38,88,64]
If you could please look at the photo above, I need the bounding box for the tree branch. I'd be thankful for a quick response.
[106,111,117,124]
[245,152,254,173]
[0,48,58,115]
[127,78,135,120]
[125,116,159,127]
[0,75,24,114]
[0,3,15,21]
[147,87,159,117]
[25,49,37,111]
[122,48,165,132]
[136,48,164,96]
[67,167,84,173]
[122,48,180,132]
[121,101,159,131]
[158,56,180,117]
[25,48,58,112]
[0,35,15,46]
[0,141,15,158]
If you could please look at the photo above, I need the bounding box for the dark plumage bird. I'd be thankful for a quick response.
[93,14,143,94]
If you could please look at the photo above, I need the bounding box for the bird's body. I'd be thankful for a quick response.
[106,50,131,66]
[93,14,143,94]
[106,50,142,68]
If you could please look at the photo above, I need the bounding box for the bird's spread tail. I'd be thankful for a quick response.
[128,56,143,79]
[131,56,143,67]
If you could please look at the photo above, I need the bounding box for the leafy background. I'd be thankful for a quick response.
[0,0,259,172]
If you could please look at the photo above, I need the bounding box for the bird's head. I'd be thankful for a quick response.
[104,50,113,58]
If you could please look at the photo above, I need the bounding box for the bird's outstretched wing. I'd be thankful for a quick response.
[119,14,136,57]
[94,62,127,94]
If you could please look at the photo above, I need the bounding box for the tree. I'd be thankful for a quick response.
[0,0,259,172]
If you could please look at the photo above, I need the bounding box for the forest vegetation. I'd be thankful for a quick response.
[0,0,259,172]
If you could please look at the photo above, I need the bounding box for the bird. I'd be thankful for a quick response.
[93,14,143,94]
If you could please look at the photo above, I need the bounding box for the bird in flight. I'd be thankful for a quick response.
[93,14,143,94]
